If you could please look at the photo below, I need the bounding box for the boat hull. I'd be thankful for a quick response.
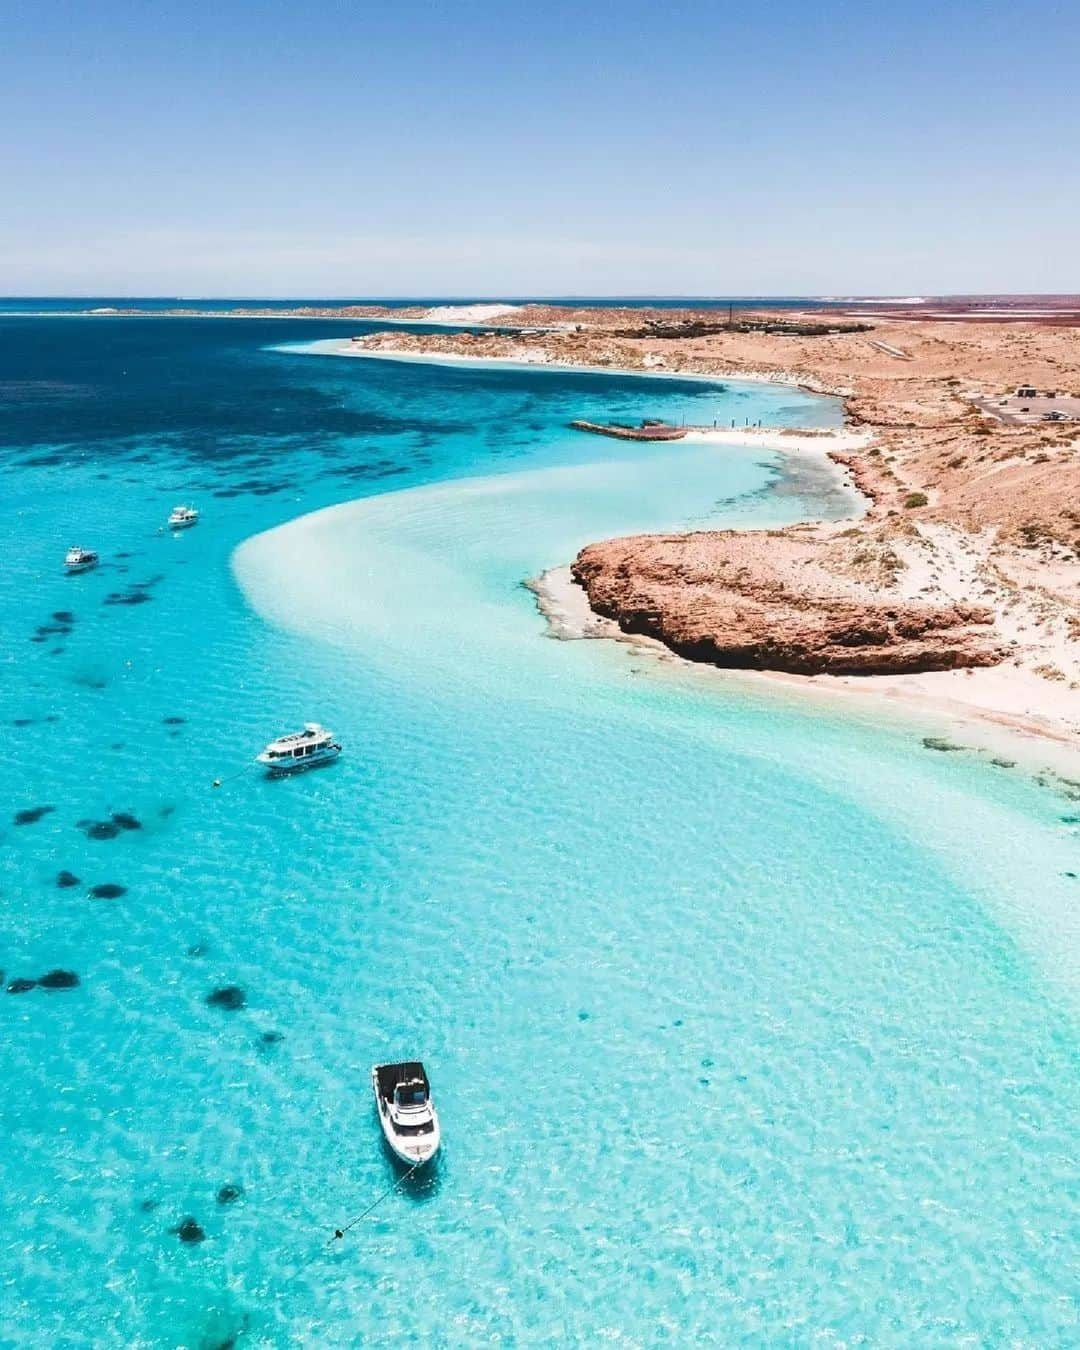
[380,1123,441,1168]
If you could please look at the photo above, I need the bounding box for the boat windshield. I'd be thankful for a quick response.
[394,1083,428,1107]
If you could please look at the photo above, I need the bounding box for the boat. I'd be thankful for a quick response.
[168,504,199,529]
[372,1061,441,1166]
[256,722,341,773]
[64,546,99,573]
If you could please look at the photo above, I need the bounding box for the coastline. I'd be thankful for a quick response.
[298,332,1080,752]
[315,319,1079,753]
[530,564,1080,778]
[289,336,852,397]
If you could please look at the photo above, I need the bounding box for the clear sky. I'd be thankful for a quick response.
[2,0,1076,296]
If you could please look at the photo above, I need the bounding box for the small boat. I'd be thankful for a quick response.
[256,722,341,773]
[372,1061,441,1166]
[64,546,99,573]
[168,504,199,529]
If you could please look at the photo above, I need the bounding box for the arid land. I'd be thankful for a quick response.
[332,303,1080,747]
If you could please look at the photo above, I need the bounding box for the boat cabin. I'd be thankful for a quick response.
[258,722,338,767]
[262,731,333,763]
[375,1061,431,1107]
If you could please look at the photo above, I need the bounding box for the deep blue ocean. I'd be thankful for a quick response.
[1,316,1077,1347]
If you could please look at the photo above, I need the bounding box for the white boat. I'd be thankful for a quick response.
[64,546,99,573]
[256,722,341,773]
[168,504,199,529]
[372,1061,441,1166]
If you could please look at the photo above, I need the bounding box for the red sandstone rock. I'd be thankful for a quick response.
[571,532,1008,676]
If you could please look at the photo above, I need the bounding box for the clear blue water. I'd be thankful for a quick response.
[1,318,1078,1347]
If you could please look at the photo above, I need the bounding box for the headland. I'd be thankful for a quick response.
[320,300,1080,747]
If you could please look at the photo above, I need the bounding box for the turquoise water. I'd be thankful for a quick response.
[2,319,1078,1347]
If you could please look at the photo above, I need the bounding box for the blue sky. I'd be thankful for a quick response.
[1,0,1075,296]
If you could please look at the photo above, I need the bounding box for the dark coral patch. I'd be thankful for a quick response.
[14,805,54,826]
[162,716,187,726]
[174,1217,206,1244]
[90,883,127,899]
[259,1030,283,1045]
[104,589,153,606]
[39,969,79,989]
[206,986,246,1011]
[104,574,164,608]
[79,819,120,840]
[6,977,37,994]
[56,870,81,888]
[216,1184,244,1205]
[111,812,142,831]
[922,737,964,753]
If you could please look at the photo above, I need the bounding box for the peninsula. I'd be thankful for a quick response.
[332,301,1080,744]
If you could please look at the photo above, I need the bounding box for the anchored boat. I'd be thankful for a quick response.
[256,722,341,774]
[168,504,199,529]
[64,546,99,573]
[372,1061,441,1166]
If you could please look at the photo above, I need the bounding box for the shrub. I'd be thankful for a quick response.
[903,492,928,508]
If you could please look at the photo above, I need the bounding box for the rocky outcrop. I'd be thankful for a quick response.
[571,531,1008,676]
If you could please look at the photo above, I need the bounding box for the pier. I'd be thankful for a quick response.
[569,419,687,442]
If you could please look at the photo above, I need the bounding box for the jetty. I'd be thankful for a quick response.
[570,418,687,442]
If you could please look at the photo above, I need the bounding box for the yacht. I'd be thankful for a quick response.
[168,504,199,529]
[256,722,341,774]
[372,1061,441,1166]
[64,546,99,573]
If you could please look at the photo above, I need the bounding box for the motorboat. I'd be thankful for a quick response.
[256,722,341,773]
[168,504,199,529]
[372,1061,441,1166]
[64,546,99,573]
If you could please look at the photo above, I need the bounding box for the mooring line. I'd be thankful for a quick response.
[281,1161,424,1287]
[330,1161,422,1242]
[211,760,258,789]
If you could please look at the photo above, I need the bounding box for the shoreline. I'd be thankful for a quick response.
[530,564,1080,775]
[298,334,1080,753]
[292,336,854,400]
[326,318,1078,752]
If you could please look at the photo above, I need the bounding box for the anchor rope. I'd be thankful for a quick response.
[211,759,258,789]
[281,1160,424,1286]
[330,1160,423,1241]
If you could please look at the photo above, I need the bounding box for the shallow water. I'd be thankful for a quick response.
[1,319,1078,1346]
